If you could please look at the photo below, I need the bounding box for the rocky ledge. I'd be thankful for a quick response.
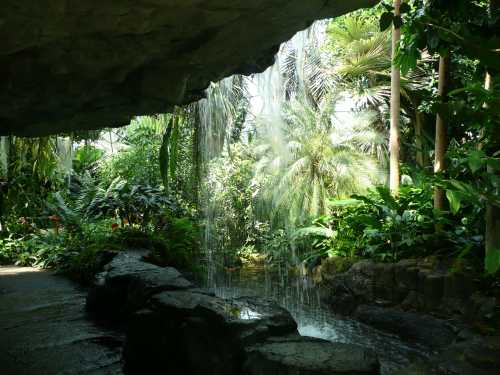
[314,257,498,327]
[87,251,380,374]
[0,0,378,136]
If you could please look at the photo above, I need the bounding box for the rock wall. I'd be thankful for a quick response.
[315,257,498,324]
[0,0,378,136]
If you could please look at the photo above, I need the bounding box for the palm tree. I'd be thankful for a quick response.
[326,13,430,173]
[254,97,384,227]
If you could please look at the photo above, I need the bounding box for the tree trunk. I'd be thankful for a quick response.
[414,106,426,168]
[390,0,402,194]
[433,56,449,217]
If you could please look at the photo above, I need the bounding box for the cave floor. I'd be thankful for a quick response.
[0,266,124,375]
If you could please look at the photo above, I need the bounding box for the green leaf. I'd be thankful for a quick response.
[486,158,500,172]
[380,12,394,31]
[467,150,485,173]
[294,227,336,239]
[393,15,403,29]
[375,186,398,210]
[485,248,500,274]
[328,198,363,207]
[446,190,461,215]
[400,2,411,14]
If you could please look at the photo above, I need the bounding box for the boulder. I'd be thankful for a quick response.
[125,290,299,374]
[394,335,500,375]
[86,251,193,315]
[353,305,456,349]
[243,335,380,375]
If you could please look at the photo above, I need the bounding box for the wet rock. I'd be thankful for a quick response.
[312,257,354,283]
[0,267,125,375]
[353,305,456,349]
[318,258,489,323]
[394,335,500,375]
[86,251,193,316]
[124,290,299,374]
[94,250,120,271]
[243,335,380,375]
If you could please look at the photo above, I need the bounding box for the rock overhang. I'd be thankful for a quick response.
[0,0,379,136]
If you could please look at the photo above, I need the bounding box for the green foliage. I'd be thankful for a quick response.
[84,178,176,228]
[297,183,483,263]
[254,99,384,227]
[73,145,103,174]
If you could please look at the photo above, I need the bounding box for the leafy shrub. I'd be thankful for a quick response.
[149,217,199,270]
[296,184,483,263]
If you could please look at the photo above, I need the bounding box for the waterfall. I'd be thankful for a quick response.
[197,22,325,286]
[196,76,247,286]
[56,137,74,185]
[0,137,9,179]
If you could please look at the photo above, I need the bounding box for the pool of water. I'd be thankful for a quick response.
[204,265,431,375]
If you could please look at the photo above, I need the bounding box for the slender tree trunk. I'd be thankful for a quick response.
[433,56,449,218]
[414,105,426,168]
[390,0,402,194]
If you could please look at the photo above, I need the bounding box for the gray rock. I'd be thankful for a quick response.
[86,251,193,315]
[0,0,378,136]
[125,291,299,375]
[243,335,380,375]
[353,305,456,349]
[394,335,500,375]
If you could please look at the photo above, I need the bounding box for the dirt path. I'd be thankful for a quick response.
[0,266,124,375]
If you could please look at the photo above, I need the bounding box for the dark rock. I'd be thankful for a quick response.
[373,263,395,301]
[419,273,445,311]
[243,335,380,375]
[125,291,299,375]
[468,292,499,323]
[0,0,378,136]
[86,251,193,315]
[93,250,119,270]
[395,335,500,375]
[353,305,456,349]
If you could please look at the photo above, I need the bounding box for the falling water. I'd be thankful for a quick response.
[196,76,247,286]
[0,137,9,178]
[56,137,74,185]
[198,22,327,285]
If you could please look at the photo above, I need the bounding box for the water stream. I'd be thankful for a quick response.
[203,264,431,375]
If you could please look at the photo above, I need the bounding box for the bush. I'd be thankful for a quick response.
[296,184,483,264]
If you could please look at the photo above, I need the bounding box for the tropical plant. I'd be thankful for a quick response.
[254,97,385,227]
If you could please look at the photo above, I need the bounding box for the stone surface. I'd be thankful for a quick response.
[353,305,457,349]
[316,258,496,323]
[125,291,300,374]
[393,335,500,375]
[243,335,380,375]
[86,251,193,315]
[0,0,378,136]
[0,266,124,375]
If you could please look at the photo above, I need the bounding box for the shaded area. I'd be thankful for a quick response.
[0,266,124,375]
